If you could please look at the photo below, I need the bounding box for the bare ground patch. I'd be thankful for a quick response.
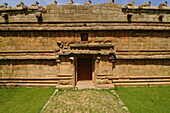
[44,89,126,113]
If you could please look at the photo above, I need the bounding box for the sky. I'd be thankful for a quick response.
[0,0,169,7]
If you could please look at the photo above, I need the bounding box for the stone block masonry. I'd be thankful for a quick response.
[0,2,170,88]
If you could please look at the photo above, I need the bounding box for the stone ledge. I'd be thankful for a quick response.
[113,76,170,79]
[113,79,170,83]
[0,50,54,53]
[114,82,170,87]
[116,49,170,52]
[116,55,170,59]
[0,6,40,11]
[0,77,61,79]
[96,75,170,79]
[1,26,170,31]
[57,74,73,77]
[70,43,114,49]
[0,56,57,60]
[122,6,170,10]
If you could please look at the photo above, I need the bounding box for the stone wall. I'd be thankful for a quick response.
[0,60,58,78]
[91,31,170,50]
[96,59,170,86]
[0,31,169,51]
[111,59,170,76]
[0,59,75,87]
[0,2,170,87]
[0,3,170,23]
[1,59,168,79]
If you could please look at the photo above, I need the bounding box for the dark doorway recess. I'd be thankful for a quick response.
[77,58,92,81]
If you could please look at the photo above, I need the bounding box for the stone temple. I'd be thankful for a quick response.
[0,1,170,88]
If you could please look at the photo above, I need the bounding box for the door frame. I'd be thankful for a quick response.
[75,56,95,86]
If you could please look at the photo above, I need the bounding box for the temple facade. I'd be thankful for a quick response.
[0,1,170,88]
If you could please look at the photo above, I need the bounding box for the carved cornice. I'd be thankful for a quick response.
[122,6,170,14]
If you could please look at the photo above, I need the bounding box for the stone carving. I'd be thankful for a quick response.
[1,12,8,23]
[31,1,39,7]
[56,42,70,53]
[0,3,8,8]
[16,2,27,9]
[17,2,24,7]
[35,12,42,18]
[159,1,168,8]
[139,1,151,8]
[35,11,43,23]
[70,43,115,50]
[50,0,57,5]
[142,1,151,7]
[109,55,116,63]
[125,1,134,7]
[38,6,47,12]
[1,13,8,18]
[107,0,114,3]
[69,57,75,62]
[67,0,74,5]
[158,15,164,22]
[84,0,92,6]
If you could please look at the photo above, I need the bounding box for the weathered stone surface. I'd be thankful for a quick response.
[59,80,72,85]
[0,31,169,51]
[0,3,170,23]
[0,60,58,78]
[109,60,170,76]
[0,2,170,87]
[96,79,112,84]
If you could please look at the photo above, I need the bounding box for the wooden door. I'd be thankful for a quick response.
[77,58,92,81]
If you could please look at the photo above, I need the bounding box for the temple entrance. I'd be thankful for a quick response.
[77,58,92,81]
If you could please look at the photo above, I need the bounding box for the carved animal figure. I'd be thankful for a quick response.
[138,1,151,8]
[67,0,74,5]
[50,0,57,5]
[142,1,151,7]
[159,1,168,7]
[84,0,92,5]
[16,2,24,7]
[125,1,134,7]
[0,3,8,8]
[31,1,39,7]
[38,6,46,11]
[107,0,114,3]
[17,2,27,9]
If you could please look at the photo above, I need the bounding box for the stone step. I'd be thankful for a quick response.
[113,79,170,83]
[76,81,96,89]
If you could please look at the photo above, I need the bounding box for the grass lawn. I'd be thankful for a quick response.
[0,87,55,113]
[115,86,170,113]
[44,89,126,113]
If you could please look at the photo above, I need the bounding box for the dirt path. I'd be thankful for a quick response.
[44,89,127,113]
